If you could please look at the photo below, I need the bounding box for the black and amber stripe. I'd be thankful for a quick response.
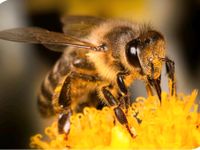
[37,55,71,117]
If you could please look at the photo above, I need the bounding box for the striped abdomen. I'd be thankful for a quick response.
[37,53,71,117]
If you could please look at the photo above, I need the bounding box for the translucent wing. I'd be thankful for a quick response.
[61,15,105,38]
[0,27,97,52]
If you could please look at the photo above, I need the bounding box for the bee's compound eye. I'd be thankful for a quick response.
[125,39,141,68]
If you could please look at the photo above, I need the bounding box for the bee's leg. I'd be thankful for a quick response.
[114,106,135,138]
[117,72,128,95]
[116,72,130,109]
[101,86,134,138]
[58,76,72,109]
[58,110,72,134]
[56,75,72,134]
[102,85,119,106]
[56,71,101,134]
[145,83,153,97]
[147,76,162,102]
[165,57,176,96]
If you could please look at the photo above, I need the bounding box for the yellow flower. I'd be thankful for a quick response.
[30,91,200,149]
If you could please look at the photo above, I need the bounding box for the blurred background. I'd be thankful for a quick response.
[0,0,199,148]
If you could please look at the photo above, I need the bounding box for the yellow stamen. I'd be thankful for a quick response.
[30,91,200,149]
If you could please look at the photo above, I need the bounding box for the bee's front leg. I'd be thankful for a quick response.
[102,85,119,106]
[165,57,176,96]
[116,72,130,109]
[145,82,153,97]
[114,106,135,138]
[101,85,134,138]
[147,76,162,102]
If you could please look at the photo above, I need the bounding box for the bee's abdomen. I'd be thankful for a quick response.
[37,55,71,117]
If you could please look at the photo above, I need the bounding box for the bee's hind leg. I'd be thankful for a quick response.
[145,83,153,97]
[58,110,72,134]
[55,75,72,134]
[56,71,101,134]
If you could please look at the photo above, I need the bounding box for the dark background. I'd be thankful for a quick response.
[0,0,199,148]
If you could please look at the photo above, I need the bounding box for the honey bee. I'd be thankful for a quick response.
[0,16,176,136]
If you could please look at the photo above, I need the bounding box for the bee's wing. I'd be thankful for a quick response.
[0,27,97,52]
[61,15,105,38]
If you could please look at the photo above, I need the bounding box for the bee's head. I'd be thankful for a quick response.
[125,30,166,79]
